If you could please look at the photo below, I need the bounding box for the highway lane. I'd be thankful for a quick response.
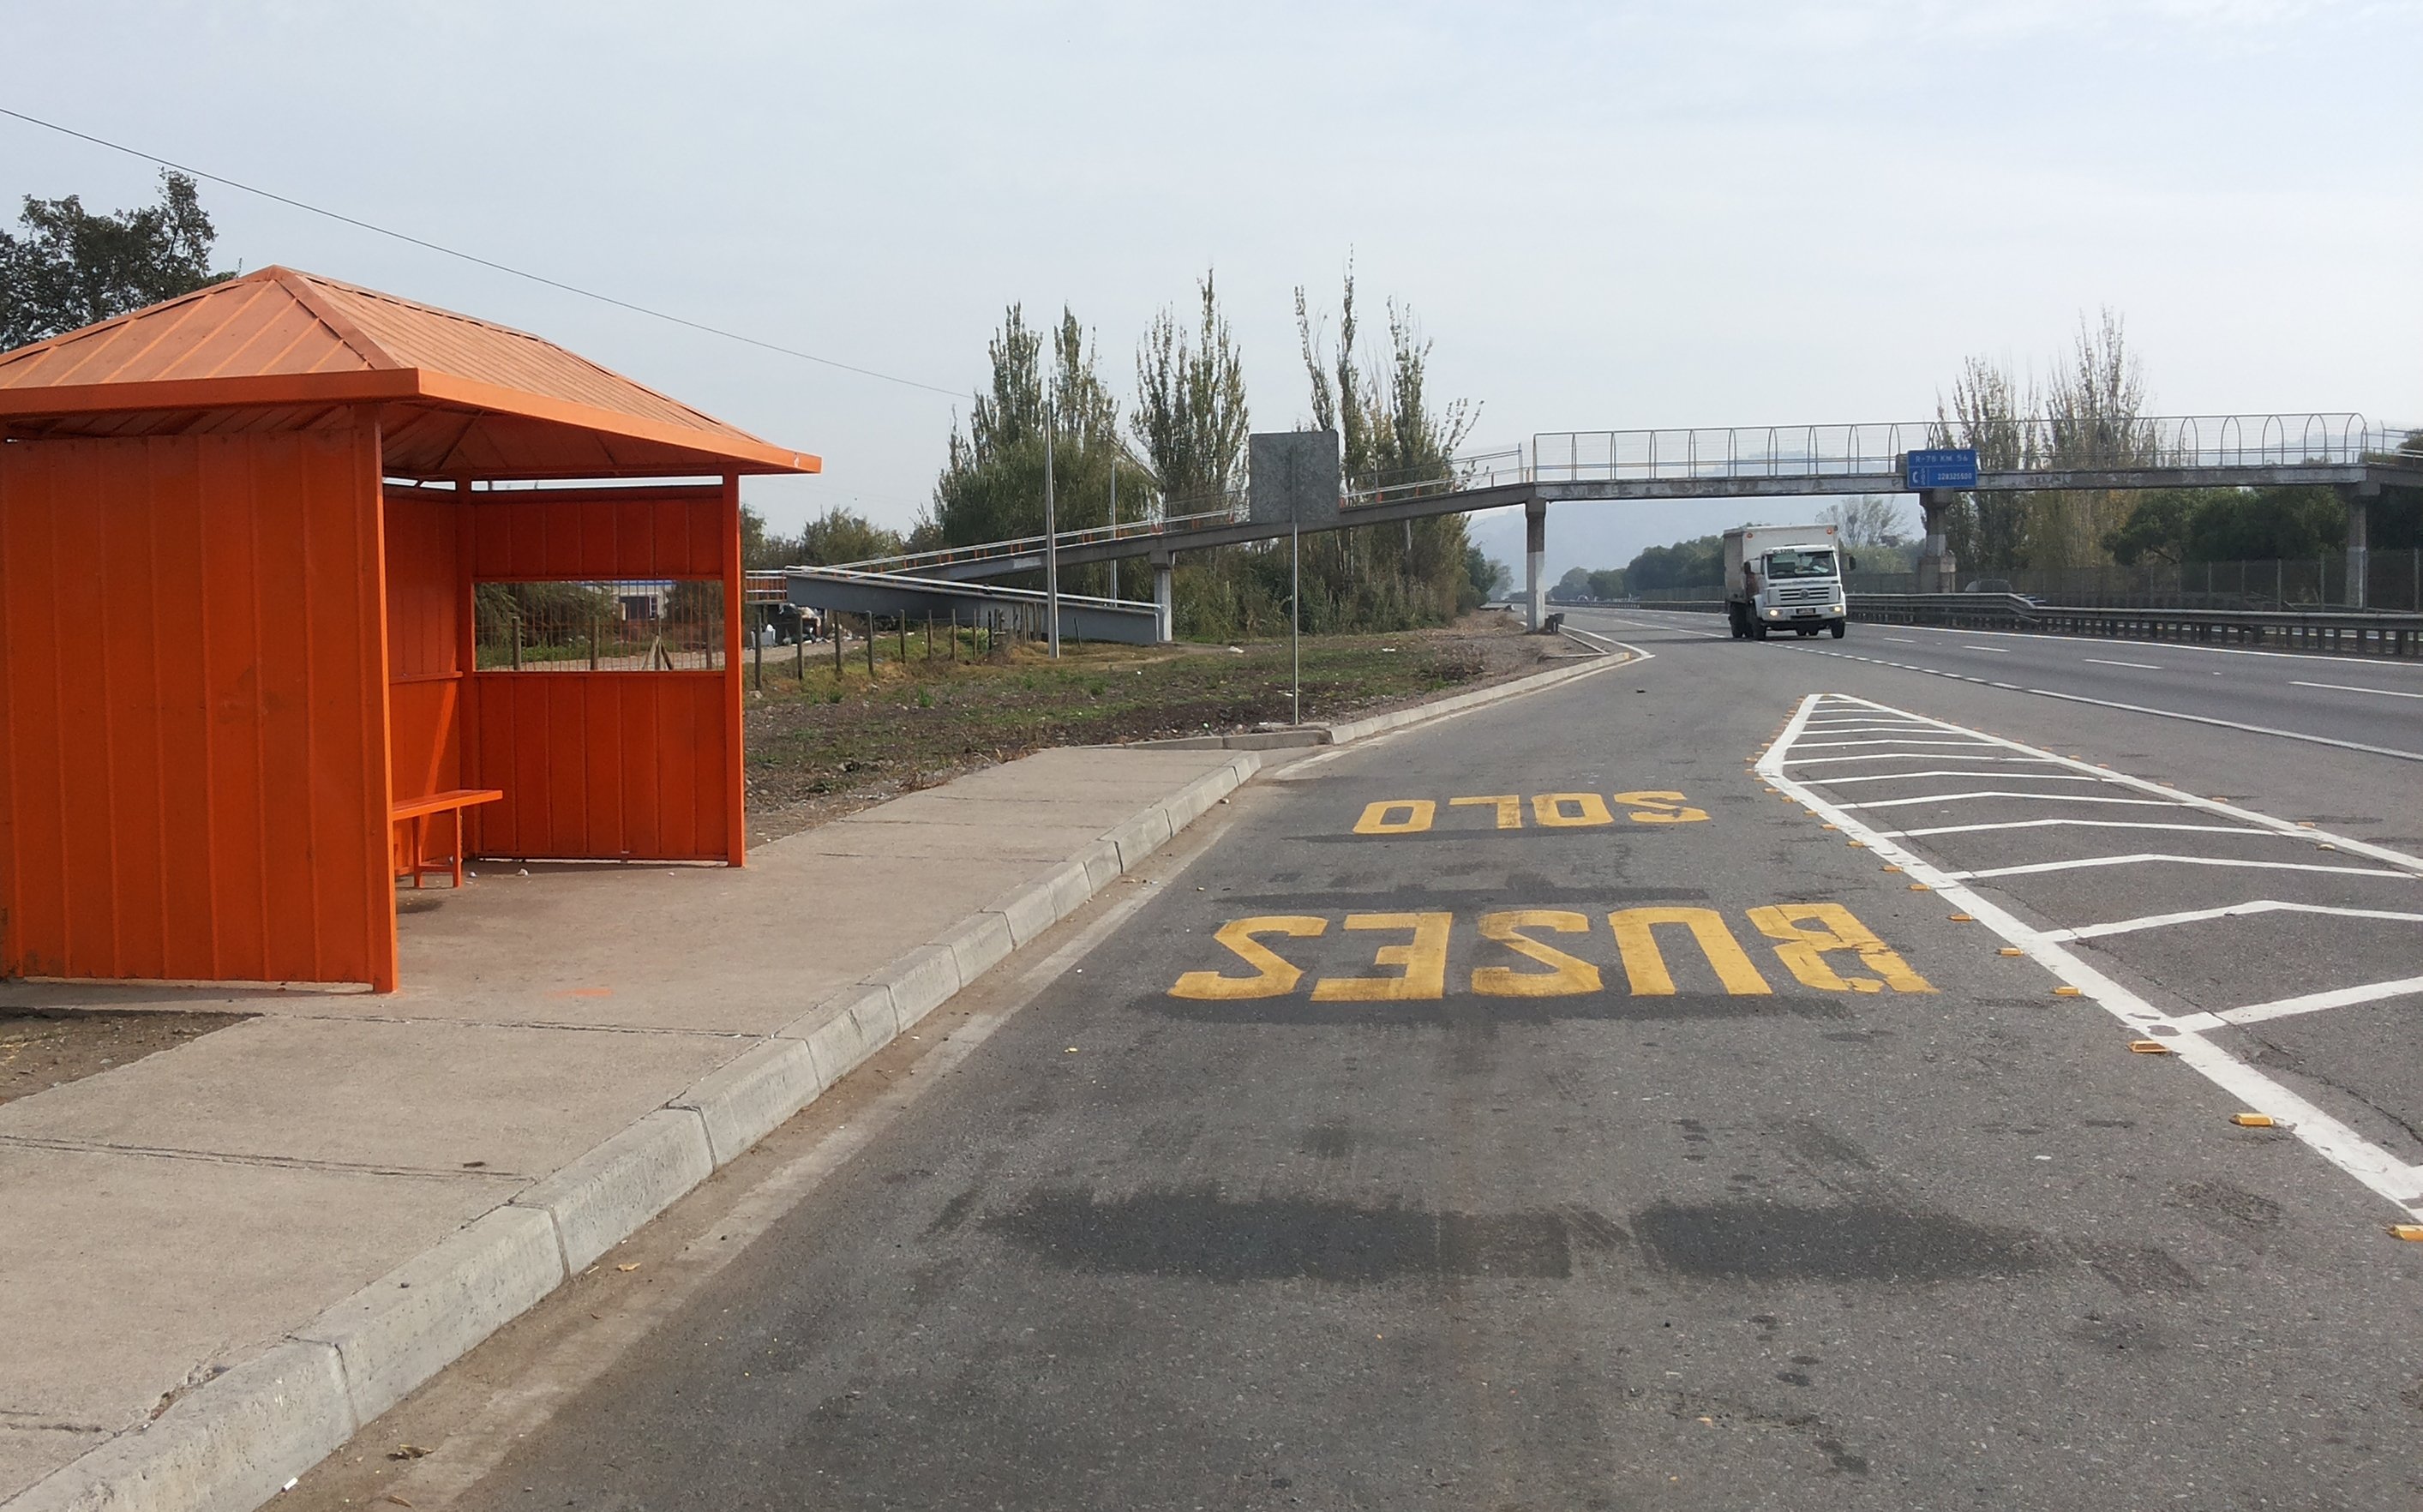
[1612,607,2423,760]
[299,624,2423,1512]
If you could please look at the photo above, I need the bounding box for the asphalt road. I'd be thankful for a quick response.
[304,619,2423,1510]
[1630,608,2423,761]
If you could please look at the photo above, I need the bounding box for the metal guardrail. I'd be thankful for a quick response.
[1633,595,2423,658]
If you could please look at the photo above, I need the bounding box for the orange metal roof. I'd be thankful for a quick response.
[0,267,820,478]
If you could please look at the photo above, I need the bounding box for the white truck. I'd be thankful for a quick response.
[1724,523,1850,640]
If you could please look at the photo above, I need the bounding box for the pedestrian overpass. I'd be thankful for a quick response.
[825,413,2419,628]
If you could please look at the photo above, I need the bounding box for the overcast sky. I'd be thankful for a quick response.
[8,1,2416,573]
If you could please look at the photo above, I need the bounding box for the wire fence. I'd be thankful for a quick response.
[474,581,726,671]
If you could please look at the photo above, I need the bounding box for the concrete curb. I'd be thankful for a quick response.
[1321,644,1623,746]
[5,1344,354,1512]
[11,664,1564,1512]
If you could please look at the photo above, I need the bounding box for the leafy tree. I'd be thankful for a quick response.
[744,504,907,569]
[2102,489,2214,566]
[1934,355,2037,571]
[1,171,231,349]
[1624,535,1724,591]
[926,304,1153,597]
[1817,495,1910,547]
[2104,485,2349,564]
[1468,549,1512,600]
[1133,272,1248,511]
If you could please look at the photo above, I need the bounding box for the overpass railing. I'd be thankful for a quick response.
[834,414,2414,578]
[1531,413,2403,483]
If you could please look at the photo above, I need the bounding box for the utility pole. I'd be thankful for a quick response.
[1044,408,1061,658]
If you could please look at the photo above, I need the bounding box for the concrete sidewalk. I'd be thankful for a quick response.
[0,743,1260,1512]
[0,641,1625,1512]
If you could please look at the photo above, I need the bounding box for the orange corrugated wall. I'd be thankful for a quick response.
[0,429,398,988]
[462,484,741,863]
[385,489,464,807]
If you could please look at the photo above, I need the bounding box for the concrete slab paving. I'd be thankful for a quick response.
[796,817,1115,861]
[0,1145,511,1449]
[0,1017,741,1179]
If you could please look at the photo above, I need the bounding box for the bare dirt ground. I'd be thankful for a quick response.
[742,611,1562,843]
[0,1009,251,1106]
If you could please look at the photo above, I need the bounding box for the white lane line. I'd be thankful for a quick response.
[1769,642,2423,765]
[1788,737,2000,750]
[2216,975,2423,1028]
[1779,753,2068,769]
[2084,657,2163,670]
[1759,693,2423,1219]
[2015,686,2423,765]
[1945,854,2413,881]
[1806,693,2423,873]
[2051,901,2423,943]
[1834,791,2189,813]
[1962,645,2012,654]
[1878,819,2281,839]
[1881,636,1917,643]
[2292,680,2423,701]
[1808,771,2113,788]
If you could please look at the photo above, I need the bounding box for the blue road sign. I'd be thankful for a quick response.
[1905,448,1980,489]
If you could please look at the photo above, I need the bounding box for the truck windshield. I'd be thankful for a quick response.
[1764,549,1838,579]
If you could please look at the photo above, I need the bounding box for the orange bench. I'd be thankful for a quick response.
[391,788,504,889]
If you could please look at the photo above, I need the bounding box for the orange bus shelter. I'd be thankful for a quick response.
[0,267,819,991]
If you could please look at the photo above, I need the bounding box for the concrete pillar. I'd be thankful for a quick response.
[1524,497,1547,630]
[1151,550,1174,644]
[2343,484,2375,609]
[1915,489,1960,594]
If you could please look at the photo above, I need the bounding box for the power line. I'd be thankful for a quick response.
[0,105,969,399]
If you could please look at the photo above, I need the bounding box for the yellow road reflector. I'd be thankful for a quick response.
[1847,840,1867,849]
[1998,947,2024,957]
[2391,1225,2423,1242]
[2054,985,2083,996]
[1949,913,1974,922]
[1822,823,1838,830]
[2230,1113,2276,1128]
[2127,1040,2171,1054]
[2297,820,2317,828]
[1908,883,1930,891]
[1883,865,1904,873]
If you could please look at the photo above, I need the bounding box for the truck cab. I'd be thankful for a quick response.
[1724,524,1849,640]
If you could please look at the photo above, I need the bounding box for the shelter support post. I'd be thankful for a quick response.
[2342,483,2375,609]
[1916,489,1960,594]
[722,473,747,866]
[1524,496,1547,631]
[1152,549,1175,644]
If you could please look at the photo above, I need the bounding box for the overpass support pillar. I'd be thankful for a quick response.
[1524,496,1547,630]
[2342,484,2375,608]
[1916,489,1960,593]
[1151,549,1175,643]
